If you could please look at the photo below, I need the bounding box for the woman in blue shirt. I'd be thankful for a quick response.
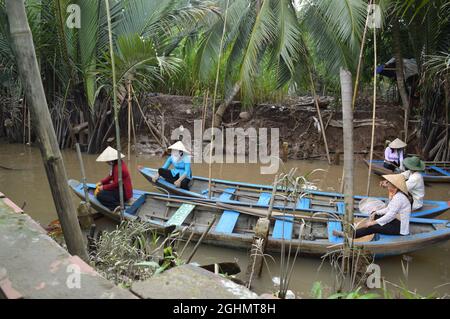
[152,141,192,190]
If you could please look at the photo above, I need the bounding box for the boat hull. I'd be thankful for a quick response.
[68,179,450,258]
[365,159,450,183]
[138,166,450,218]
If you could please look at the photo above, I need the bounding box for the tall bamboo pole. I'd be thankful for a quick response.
[392,18,410,141]
[366,21,378,196]
[5,0,88,261]
[127,80,132,160]
[105,0,124,216]
[352,0,373,110]
[207,0,230,198]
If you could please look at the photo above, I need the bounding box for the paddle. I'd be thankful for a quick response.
[153,194,345,224]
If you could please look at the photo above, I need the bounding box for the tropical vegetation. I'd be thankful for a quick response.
[0,0,448,160]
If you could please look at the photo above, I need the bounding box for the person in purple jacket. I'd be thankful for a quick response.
[384,138,407,172]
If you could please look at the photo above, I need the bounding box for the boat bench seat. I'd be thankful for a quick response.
[272,197,310,240]
[166,203,196,226]
[125,194,146,216]
[216,188,239,233]
[430,166,450,176]
[328,202,345,243]
[257,192,272,205]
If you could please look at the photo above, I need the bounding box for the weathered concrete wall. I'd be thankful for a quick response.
[0,192,136,299]
[131,264,259,299]
[0,193,264,299]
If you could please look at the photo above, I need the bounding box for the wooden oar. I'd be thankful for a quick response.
[153,195,345,224]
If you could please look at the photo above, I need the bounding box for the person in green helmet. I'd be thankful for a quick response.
[401,156,425,210]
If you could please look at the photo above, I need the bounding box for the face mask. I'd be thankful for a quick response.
[171,150,181,162]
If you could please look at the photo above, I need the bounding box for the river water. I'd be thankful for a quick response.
[1,143,449,297]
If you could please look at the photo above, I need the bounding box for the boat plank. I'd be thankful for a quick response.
[215,188,240,234]
[328,202,344,243]
[430,166,450,176]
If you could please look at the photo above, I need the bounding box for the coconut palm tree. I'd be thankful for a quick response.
[193,0,306,127]
[301,0,369,245]
[0,0,217,149]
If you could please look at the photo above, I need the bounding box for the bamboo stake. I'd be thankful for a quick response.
[105,0,124,218]
[127,80,132,160]
[5,0,88,261]
[266,175,279,219]
[186,216,217,263]
[202,90,209,135]
[76,143,90,206]
[366,19,378,196]
[208,0,230,198]
[445,79,449,161]
[22,97,26,144]
[309,69,331,164]
[131,85,167,148]
[352,0,373,110]
[131,99,137,158]
[27,108,31,145]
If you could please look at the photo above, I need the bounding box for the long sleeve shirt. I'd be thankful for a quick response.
[162,155,192,179]
[401,170,425,210]
[101,161,133,200]
[384,147,404,169]
[375,191,411,235]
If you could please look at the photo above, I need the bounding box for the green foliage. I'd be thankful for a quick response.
[311,281,379,299]
[91,220,160,286]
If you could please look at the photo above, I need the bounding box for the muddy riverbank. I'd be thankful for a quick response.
[134,94,411,162]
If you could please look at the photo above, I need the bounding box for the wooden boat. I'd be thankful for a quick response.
[364,159,450,183]
[138,167,450,218]
[68,179,450,258]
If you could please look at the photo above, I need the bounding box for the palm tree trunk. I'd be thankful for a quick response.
[213,81,241,127]
[340,67,354,245]
[5,0,88,261]
[392,19,410,141]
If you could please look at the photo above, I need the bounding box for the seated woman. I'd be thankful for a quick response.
[95,146,133,210]
[384,138,407,172]
[152,141,192,190]
[334,174,411,239]
[401,156,425,211]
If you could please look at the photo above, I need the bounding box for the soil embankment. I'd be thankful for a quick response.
[134,94,412,162]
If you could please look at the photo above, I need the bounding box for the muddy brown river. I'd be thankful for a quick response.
[1,143,449,297]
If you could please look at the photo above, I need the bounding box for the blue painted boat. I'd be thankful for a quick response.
[68,179,450,258]
[365,159,450,183]
[138,166,450,218]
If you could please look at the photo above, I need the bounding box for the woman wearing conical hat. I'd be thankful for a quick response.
[334,174,412,238]
[384,138,407,172]
[95,146,133,210]
[152,141,192,190]
[401,156,425,211]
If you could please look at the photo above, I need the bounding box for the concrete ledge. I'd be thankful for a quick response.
[0,196,137,299]
[131,264,259,299]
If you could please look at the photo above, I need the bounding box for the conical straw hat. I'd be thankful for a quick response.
[382,174,409,195]
[96,146,125,162]
[168,141,191,154]
[388,138,407,149]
